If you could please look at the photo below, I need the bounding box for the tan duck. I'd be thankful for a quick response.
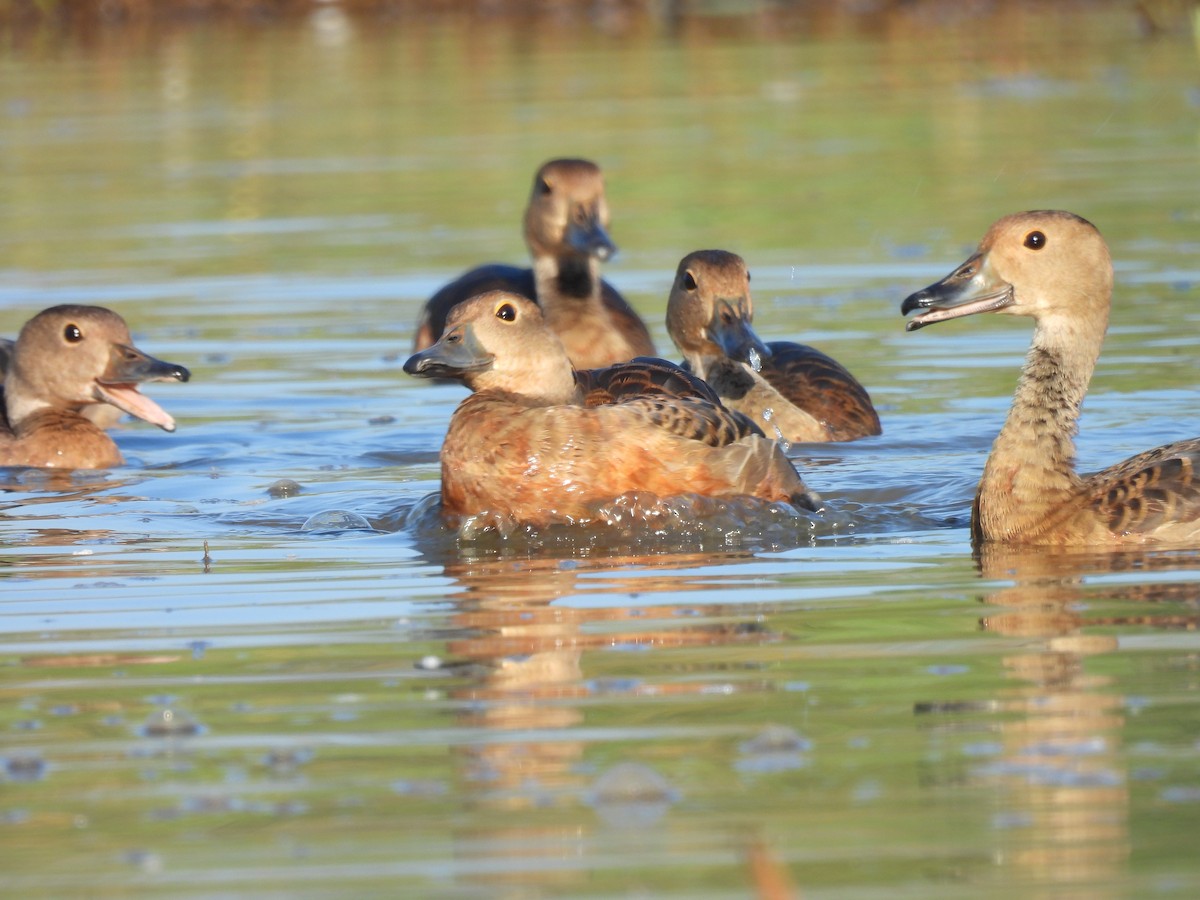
[404,291,821,527]
[412,158,655,369]
[1,305,190,469]
[902,210,1200,546]
[667,250,881,443]
[2,335,123,429]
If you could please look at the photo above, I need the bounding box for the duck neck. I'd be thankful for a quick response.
[533,254,600,303]
[975,317,1102,541]
[4,371,55,431]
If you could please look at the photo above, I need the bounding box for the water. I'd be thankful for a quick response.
[3,3,1200,896]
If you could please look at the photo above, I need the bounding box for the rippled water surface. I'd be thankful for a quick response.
[3,3,1200,896]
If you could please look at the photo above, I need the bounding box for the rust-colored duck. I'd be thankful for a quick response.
[404,291,821,527]
[411,158,655,370]
[667,249,880,443]
[903,210,1200,546]
[0,305,189,469]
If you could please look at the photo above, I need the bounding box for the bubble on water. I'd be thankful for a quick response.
[267,478,303,499]
[4,754,47,783]
[585,761,678,828]
[121,849,163,873]
[139,708,204,738]
[263,748,315,776]
[740,725,812,755]
[391,779,449,797]
[301,510,374,532]
[736,725,812,773]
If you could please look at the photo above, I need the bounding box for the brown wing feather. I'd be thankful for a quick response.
[576,357,763,444]
[1085,439,1200,535]
[759,341,881,439]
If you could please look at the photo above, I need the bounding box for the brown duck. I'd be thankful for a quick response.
[404,291,821,527]
[903,210,1200,546]
[411,158,655,370]
[1,305,189,469]
[667,250,880,443]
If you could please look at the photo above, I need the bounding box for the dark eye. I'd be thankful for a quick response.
[682,272,697,291]
[496,303,516,322]
[537,178,552,196]
[64,324,83,343]
[1024,231,1046,250]
[720,309,733,325]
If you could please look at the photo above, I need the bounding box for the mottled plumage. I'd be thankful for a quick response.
[0,305,189,469]
[412,158,655,369]
[404,291,821,527]
[667,250,880,443]
[903,209,1200,546]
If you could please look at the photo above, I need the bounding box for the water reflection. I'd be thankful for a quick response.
[923,546,1200,895]
[440,550,780,892]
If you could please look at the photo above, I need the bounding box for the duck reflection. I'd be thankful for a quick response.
[438,549,779,889]
[933,546,1200,895]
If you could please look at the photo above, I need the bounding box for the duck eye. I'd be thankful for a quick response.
[495,302,517,322]
[682,272,697,291]
[63,324,83,343]
[537,177,552,196]
[1023,230,1046,250]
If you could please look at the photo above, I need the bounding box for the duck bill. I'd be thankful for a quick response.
[901,251,1015,332]
[565,208,617,262]
[403,323,495,380]
[708,303,771,364]
[95,344,191,432]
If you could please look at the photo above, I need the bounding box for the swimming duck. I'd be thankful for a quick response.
[404,291,821,527]
[667,250,881,443]
[1,305,190,469]
[902,210,1200,546]
[411,158,656,369]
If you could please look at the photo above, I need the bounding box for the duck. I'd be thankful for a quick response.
[403,291,821,527]
[411,158,656,370]
[666,249,881,443]
[0,305,190,469]
[902,209,1200,547]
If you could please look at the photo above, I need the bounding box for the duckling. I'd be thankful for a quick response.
[404,291,821,527]
[412,158,655,369]
[902,209,1200,546]
[667,250,881,443]
[1,305,189,469]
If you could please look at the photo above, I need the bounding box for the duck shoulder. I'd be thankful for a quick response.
[0,408,122,469]
[1083,439,1200,538]
[575,357,763,444]
[760,341,881,439]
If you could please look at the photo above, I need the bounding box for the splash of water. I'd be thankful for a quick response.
[761,408,790,452]
[747,347,763,373]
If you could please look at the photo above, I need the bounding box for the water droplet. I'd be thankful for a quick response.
[747,347,763,372]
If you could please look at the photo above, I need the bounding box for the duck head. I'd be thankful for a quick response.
[404,291,580,404]
[667,249,771,372]
[902,210,1113,333]
[8,305,189,431]
[524,158,617,263]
